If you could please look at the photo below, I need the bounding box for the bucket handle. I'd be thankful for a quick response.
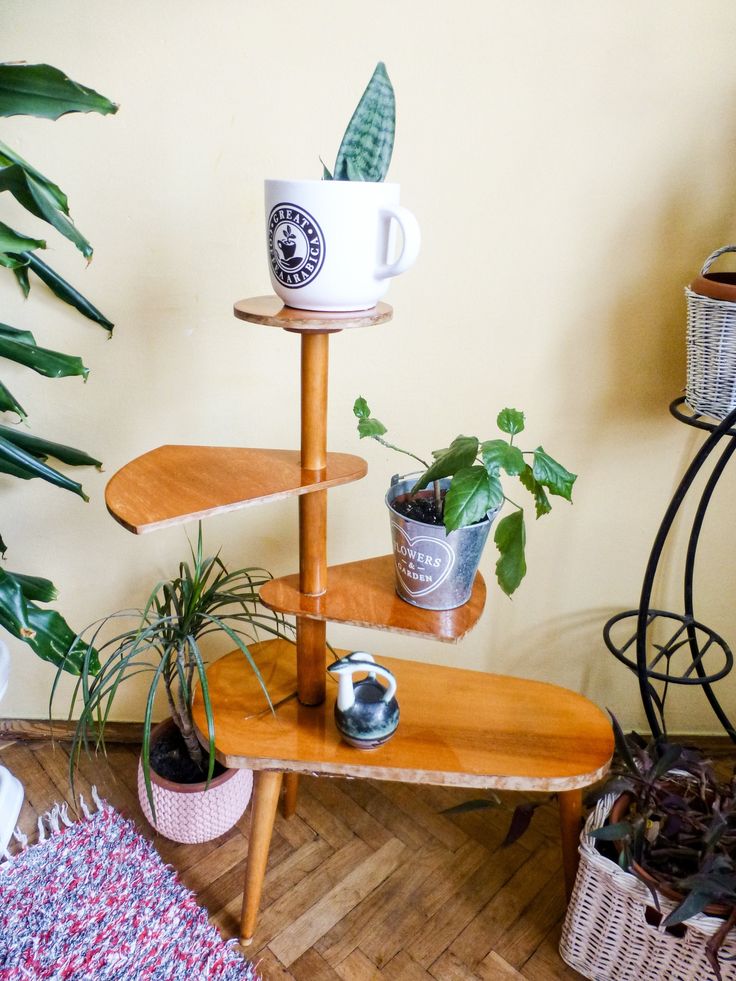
[701,245,736,276]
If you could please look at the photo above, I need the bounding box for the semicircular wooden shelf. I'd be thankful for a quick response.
[105,446,367,535]
[260,554,486,643]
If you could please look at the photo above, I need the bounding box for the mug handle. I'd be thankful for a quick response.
[376,205,421,280]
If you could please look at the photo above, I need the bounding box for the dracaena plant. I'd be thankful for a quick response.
[590,716,736,980]
[353,397,577,596]
[322,61,395,182]
[0,63,117,674]
[59,526,295,817]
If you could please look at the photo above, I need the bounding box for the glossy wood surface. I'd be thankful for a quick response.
[193,640,613,791]
[105,446,367,534]
[233,296,393,333]
[260,554,486,643]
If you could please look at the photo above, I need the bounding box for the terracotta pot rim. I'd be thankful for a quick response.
[690,273,736,303]
[144,718,242,795]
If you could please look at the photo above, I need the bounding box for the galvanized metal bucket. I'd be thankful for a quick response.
[385,474,496,610]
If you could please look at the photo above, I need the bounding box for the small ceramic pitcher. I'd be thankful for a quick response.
[327,652,399,749]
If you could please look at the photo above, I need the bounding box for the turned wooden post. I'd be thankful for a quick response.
[297,332,329,706]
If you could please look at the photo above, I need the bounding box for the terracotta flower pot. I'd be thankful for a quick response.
[137,718,252,844]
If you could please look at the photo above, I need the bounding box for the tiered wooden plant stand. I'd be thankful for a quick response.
[105,295,613,945]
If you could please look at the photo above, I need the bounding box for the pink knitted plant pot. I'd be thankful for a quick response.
[137,719,252,844]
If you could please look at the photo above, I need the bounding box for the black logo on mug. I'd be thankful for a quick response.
[268,203,325,289]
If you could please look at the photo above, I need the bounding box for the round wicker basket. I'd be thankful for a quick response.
[686,245,736,420]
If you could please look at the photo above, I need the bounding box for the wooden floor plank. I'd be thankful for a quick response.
[269,838,406,967]
[0,742,591,979]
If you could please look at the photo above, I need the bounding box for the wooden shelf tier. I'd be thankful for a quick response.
[105,446,367,535]
[193,639,613,791]
[233,296,393,332]
[260,554,486,643]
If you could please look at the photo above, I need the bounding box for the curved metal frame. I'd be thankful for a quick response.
[604,399,736,739]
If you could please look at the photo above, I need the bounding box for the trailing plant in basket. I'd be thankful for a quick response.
[322,62,395,182]
[57,526,294,817]
[590,715,736,979]
[0,63,117,674]
[353,397,576,596]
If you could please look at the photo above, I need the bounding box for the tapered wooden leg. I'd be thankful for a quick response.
[558,789,582,901]
[239,770,283,945]
[282,772,299,818]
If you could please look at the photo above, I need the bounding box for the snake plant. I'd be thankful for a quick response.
[0,63,117,673]
[323,61,395,182]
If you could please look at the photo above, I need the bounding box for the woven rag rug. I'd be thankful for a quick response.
[0,792,258,980]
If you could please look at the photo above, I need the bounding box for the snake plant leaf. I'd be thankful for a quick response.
[0,459,35,479]
[412,436,479,493]
[494,509,527,596]
[333,62,395,182]
[0,425,101,468]
[518,463,551,518]
[19,251,113,330]
[0,164,92,258]
[532,447,577,502]
[0,221,45,254]
[0,139,68,213]
[444,466,503,532]
[0,379,27,419]
[0,433,89,499]
[0,64,118,120]
[0,331,89,379]
[4,570,59,603]
[0,532,5,556]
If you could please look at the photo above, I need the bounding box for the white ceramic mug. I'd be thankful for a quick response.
[264,179,421,312]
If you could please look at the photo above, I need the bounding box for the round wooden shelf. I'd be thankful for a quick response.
[233,296,393,333]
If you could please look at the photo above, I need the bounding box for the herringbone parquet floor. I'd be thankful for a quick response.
[1,739,583,980]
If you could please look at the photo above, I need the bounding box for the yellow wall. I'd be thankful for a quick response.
[4,0,736,733]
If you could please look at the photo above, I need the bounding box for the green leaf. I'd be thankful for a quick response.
[494,510,527,596]
[0,433,89,499]
[532,448,577,502]
[4,570,58,603]
[497,408,525,436]
[0,332,89,379]
[663,891,714,927]
[333,62,395,182]
[481,439,525,476]
[0,221,45,254]
[412,436,479,493]
[519,464,551,518]
[0,323,34,345]
[353,396,371,419]
[22,251,113,330]
[0,379,27,419]
[0,139,68,212]
[607,711,639,775]
[358,417,387,438]
[589,821,633,841]
[444,466,503,532]
[0,532,5,557]
[0,252,30,270]
[0,63,118,120]
[13,263,30,296]
[320,158,333,180]
[0,425,101,468]
[0,164,92,258]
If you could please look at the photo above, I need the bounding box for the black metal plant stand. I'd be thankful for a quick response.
[603,398,736,741]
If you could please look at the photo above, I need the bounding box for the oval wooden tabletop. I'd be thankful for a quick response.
[193,640,613,791]
[233,296,393,332]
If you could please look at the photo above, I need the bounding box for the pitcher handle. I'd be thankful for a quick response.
[347,652,396,703]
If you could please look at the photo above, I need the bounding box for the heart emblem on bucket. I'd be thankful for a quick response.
[390,521,455,597]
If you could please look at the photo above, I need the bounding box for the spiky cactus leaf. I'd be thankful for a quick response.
[333,62,395,182]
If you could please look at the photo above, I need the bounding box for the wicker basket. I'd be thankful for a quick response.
[559,795,736,980]
[686,245,736,420]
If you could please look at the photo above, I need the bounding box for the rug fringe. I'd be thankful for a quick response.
[1,786,107,866]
